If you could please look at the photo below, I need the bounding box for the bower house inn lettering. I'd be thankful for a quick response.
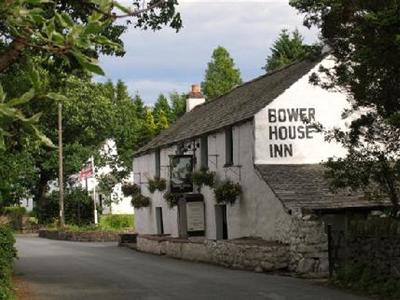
[132,57,388,275]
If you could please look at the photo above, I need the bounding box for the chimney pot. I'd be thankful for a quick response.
[186,84,205,112]
[191,84,201,93]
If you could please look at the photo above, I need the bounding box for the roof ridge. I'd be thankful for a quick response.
[189,58,315,113]
[134,57,323,156]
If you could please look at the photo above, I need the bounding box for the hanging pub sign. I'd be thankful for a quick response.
[169,155,193,193]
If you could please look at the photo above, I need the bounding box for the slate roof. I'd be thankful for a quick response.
[134,58,321,156]
[256,164,388,211]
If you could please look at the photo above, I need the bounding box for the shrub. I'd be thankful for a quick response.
[36,188,94,225]
[163,192,183,208]
[192,168,215,191]
[99,214,134,230]
[333,264,400,299]
[121,183,141,197]
[148,177,167,193]
[3,206,26,216]
[214,180,242,205]
[0,226,16,300]
[131,194,150,209]
[2,206,27,230]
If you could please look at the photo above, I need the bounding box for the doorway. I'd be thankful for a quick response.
[215,205,228,240]
[155,207,164,235]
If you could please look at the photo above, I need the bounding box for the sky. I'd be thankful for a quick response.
[97,0,319,105]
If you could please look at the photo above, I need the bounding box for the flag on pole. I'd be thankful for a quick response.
[79,164,93,180]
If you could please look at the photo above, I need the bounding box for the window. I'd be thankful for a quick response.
[200,135,208,169]
[155,148,161,178]
[225,127,233,166]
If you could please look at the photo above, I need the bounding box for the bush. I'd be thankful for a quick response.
[36,188,94,225]
[214,180,242,205]
[131,194,150,209]
[0,226,16,300]
[147,177,166,193]
[2,206,27,230]
[99,214,134,230]
[3,206,26,216]
[121,183,141,197]
[333,264,400,299]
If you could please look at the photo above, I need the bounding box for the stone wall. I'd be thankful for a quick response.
[137,235,289,273]
[287,216,329,277]
[333,217,400,279]
[39,229,122,242]
[0,215,39,233]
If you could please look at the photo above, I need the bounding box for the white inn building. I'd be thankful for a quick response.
[132,57,386,274]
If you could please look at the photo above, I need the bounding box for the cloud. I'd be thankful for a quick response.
[124,79,189,104]
[98,1,319,104]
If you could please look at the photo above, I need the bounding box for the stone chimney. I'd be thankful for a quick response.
[186,84,205,112]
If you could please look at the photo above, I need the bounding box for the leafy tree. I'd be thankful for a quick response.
[141,108,157,145]
[155,109,169,134]
[153,94,172,123]
[201,46,242,100]
[170,92,186,122]
[0,152,37,207]
[0,0,182,149]
[0,0,183,211]
[133,94,146,120]
[263,29,320,73]
[37,187,94,225]
[290,0,400,212]
[97,173,119,207]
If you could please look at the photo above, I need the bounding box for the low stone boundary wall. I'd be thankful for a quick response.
[137,235,289,272]
[332,217,400,279]
[39,229,124,242]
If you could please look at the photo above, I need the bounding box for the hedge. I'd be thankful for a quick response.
[99,214,134,230]
[0,226,16,300]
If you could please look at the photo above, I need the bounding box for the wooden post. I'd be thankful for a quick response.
[58,103,65,227]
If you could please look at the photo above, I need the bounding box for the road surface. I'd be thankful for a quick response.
[15,235,368,300]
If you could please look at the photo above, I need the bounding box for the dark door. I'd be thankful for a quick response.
[221,205,228,240]
[156,207,164,235]
[215,205,228,240]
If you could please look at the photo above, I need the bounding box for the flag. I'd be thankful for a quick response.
[79,164,93,180]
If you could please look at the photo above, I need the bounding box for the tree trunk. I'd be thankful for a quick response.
[34,172,50,208]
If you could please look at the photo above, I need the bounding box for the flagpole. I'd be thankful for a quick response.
[91,156,98,225]
[58,103,65,228]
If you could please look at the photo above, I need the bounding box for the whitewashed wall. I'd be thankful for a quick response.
[134,121,292,241]
[254,57,349,165]
[133,146,179,236]
[133,57,351,241]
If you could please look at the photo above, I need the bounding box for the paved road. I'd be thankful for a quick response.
[15,235,368,300]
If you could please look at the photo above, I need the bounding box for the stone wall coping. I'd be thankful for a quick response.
[227,238,288,247]
[138,234,288,246]
[39,229,134,242]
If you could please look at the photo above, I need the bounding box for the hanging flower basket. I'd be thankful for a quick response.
[163,191,183,208]
[148,177,167,193]
[121,183,141,197]
[131,194,151,209]
[214,180,242,205]
[192,168,215,191]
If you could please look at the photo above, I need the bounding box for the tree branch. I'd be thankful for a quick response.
[0,37,27,74]
[86,0,166,19]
